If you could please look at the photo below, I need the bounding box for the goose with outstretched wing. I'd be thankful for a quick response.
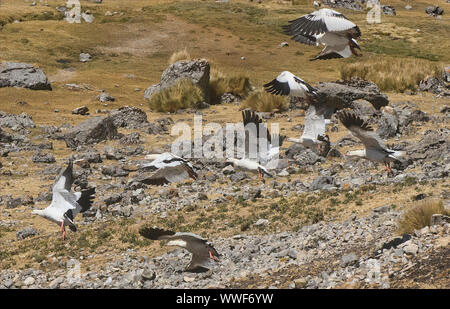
[337,110,405,175]
[139,227,220,273]
[264,71,318,101]
[283,8,362,60]
[31,159,95,240]
[288,104,330,152]
[225,110,282,182]
[137,152,198,185]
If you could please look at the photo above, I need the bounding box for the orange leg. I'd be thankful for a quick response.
[385,163,392,176]
[60,221,66,240]
[257,170,265,184]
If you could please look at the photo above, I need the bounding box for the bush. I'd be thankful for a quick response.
[209,69,252,104]
[148,79,205,112]
[397,199,448,235]
[340,57,441,92]
[240,90,288,112]
[168,48,191,65]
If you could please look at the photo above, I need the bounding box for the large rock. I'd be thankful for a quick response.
[406,129,449,162]
[144,59,210,103]
[321,0,365,11]
[0,111,35,131]
[64,116,119,149]
[108,106,148,129]
[418,76,449,96]
[315,78,389,110]
[0,62,51,90]
[377,107,398,139]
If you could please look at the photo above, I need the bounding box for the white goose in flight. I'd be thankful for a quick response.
[137,152,198,185]
[264,71,318,103]
[32,159,95,240]
[288,104,330,152]
[337,110,405,175]
[283,8,362,60]
[139,227,220,273]
[225,110,283,182]
[264,71,331,152]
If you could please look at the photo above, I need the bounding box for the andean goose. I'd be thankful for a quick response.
[287,104,330,152]
[283,8,362,60]
[137,152,198,185]
[139,227,220,273]
[225,111,283,182]
[31,159,95,240]
[337,110,405,175]
[264,71,318,103]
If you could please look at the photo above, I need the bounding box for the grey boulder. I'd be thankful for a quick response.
[144,59,210,103]
[64,116,120,149]
[0,62,51,90]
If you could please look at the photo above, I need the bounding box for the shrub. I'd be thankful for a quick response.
[148,79,205,112]
[168,48,191,64]
[240,90,288,112]
[209,69,252,104]
[397,199,448,235]
[340,57,441,92]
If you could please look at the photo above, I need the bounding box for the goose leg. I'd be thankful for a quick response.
[60,221,66,240]
[385,163,392,176]
[257,169,265,184]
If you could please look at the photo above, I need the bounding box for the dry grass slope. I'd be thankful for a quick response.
[397,199,449,235]
[340,57,442,92]
[240,90,288,112]
[209,69,252,104]
[168,48,191,65]
[148,79,204,112]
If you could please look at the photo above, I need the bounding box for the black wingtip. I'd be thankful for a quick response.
[78,187,96,212]
[139,227,176,240]
[337,110,373,131]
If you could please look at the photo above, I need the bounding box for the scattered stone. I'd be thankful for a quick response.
[97,92,115,103]
[17,227,38,240]
[341,252,358,267]
[382,5,396,16]
[72,106,89,115]
[430,214,450,226]
[80,53,92,63]
[32,151,56,163]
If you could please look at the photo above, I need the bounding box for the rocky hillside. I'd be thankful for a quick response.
[0,0,449,289]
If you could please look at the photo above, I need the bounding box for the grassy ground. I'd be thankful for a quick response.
[0,0,449,281]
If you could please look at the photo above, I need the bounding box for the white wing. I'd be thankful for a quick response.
[301,105,326,141]
[264,71,317,98]
[284,8,360,38]
[52,160,74,193]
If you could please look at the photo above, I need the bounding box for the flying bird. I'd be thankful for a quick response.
[139,227,220,273]
[283,8,362,60]
[225,110,283,182]
[264,71,318,103]
[136,152,198,185]
[31,159,95,240]
[288,104,330,152]
[263,72,333,154]
[337,110,405,175]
